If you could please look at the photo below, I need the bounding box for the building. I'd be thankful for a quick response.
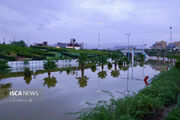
[174,41,180,49]
[66,38,83,50]
[167,43,176,49]
[150,41,167,49]
[35,41,48,47]
[55,42,67,48]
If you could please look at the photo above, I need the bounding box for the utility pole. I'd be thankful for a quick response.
[169,26,172,43]
[98,22,101,50]
[126,33,131,61]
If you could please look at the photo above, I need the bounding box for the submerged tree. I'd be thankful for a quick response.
[43,60,57,77]
[78,52,88,69]
[111,53,120,67]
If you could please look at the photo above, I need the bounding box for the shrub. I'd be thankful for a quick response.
[175,61,180,69]
[166,95,180,120]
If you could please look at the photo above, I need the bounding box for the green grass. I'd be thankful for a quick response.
[73,69,180,120]
[0,44,111,61]
[166,95,180,120]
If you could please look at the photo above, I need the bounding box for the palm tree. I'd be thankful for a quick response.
[76,68,89,88]
[43,76,57,88]
[43,60,57,77]
[111,53,120,67]
[78,52,88,69]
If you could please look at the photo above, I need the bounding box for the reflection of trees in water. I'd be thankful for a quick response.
[91,64,96,72]
[43,74,57,88]
[145,59,169,71]
[76,68,89,88]
[98,64,107,79]
[24,68,33,85]
[24,76,32,85]
[111,64,120,78]
[122,66,129,71]
[0,83,11,100]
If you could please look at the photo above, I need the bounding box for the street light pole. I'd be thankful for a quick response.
[126,33,131,61]
[169,26,172,43]
[98,22,101,50]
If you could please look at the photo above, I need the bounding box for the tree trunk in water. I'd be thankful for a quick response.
[48,72,51,77]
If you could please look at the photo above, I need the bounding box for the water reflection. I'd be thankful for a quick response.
[76,68,89,88]
[111,63,120,78]
[0,83,11,100]
[98,65,107,79]
[43,74,58,88]
[145,59,170,71]
[24,76,32,85]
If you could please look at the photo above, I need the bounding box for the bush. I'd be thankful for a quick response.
[74,69,180,120]
[175,61,180,69]
[166,95,180,120]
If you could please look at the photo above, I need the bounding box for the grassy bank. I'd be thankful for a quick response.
[0,44,111,61]
[74,69,180,120]
[166,95,180,120]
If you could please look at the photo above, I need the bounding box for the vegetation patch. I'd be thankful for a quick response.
[72,69,180,120]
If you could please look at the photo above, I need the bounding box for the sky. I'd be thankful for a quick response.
[0,0,180,48]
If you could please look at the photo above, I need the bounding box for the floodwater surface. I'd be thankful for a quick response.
[0,61,166,120]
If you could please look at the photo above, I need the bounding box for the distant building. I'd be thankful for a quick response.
[35,41,48,47]
[150,41,167,49]
[167,43,176,49]
[55,42,67,48]
[174,41,180,49]
[114,46,135,50]
[113,45,145,50]
[66,38,83,50]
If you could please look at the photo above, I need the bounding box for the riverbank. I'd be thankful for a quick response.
[0,44,109,61]
[74,68,180,120]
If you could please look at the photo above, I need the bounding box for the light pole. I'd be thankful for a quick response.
[126,33,131,61]
[97,22,101,50]
[169,26,172,43]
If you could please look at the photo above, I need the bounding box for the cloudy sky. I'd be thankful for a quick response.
[0,0,180,48]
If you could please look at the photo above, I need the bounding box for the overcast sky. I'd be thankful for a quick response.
[0,0,180,48]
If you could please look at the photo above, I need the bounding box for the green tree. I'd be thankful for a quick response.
[11,40,26,47]
[43,60,57,76]
[78,52,88,69]
[111,53,120,67]
[0,60,10,75]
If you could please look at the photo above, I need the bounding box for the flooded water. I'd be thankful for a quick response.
[0,60,168,120]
